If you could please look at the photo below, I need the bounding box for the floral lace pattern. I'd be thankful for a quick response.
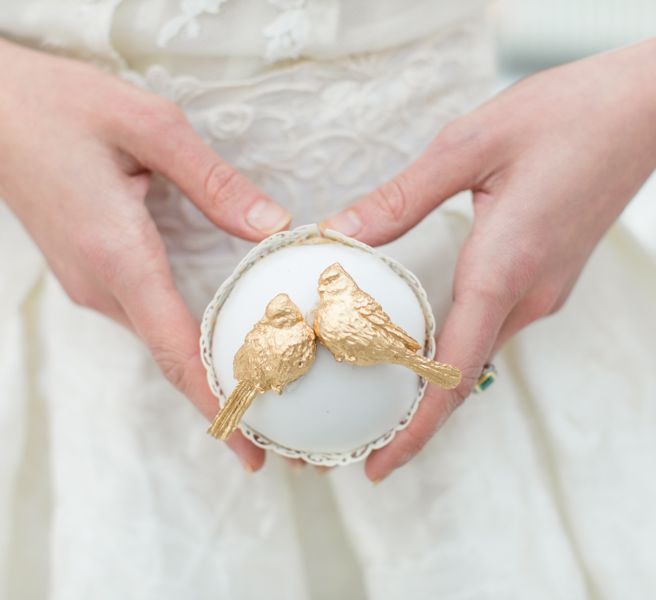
[156,0,313,61]
[156,0,229,47]
[119,20,494,264]
[263,0,309,62]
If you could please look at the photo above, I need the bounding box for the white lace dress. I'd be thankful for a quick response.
[1,2,655,599]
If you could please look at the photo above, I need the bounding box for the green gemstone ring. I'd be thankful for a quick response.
[473,363,497,393]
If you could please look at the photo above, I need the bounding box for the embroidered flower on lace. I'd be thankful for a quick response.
[157,0,311,62]
[208,105,255,139]
[119,22,492,260]
[263,0,309,62]
[157,0,229,47]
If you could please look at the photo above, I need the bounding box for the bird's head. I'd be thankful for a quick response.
[264,293,303,328]
[317,263,356,296]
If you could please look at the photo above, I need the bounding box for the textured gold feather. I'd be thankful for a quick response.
[208,293,317,440]
[313,263,461,389]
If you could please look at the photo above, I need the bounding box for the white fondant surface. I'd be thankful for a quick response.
[212,242,426,453]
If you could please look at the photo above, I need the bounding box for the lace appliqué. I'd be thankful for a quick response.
[263,0,309,62]
[156,0,312,62]
[119,22,493,263]
[157,0,229,47]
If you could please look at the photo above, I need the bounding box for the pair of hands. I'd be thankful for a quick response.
[2,37,655,481]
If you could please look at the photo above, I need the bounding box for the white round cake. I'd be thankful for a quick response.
[199,224,437,465]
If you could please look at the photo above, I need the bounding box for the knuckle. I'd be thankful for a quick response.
[74,234,124,284]
[433,115,493,163]
[436,118,471,149]
[441,364,481,411]
[450,383,470,408]
[373,175,410,221]
[521,297,551,323]
[66,284,104,312]
[135,96,186,135]
[464,245,543,311]
[396,428,430,465]
[203,160,239,208]
[151,342,196,392]
[522,285,563,322]
[435,117,479,152]
[428,355,477,410]
[510,244,544,284]
[74,232,109,264]
[459,282,512,317]
[159,100,186,128]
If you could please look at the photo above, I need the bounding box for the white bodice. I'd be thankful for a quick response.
[110,0,488,77]
[0,1,488,73]
[118,18,494,273]
[0,0,494,276]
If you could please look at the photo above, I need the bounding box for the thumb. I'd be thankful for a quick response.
[117,100,291,242]
[321,120,488,246]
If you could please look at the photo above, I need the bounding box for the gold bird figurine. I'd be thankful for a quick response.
[207,293,317,440]
[313,263,461,389]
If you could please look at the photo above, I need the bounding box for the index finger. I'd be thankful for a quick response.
[111,239,266,472]
[112,96,291,241]
[321,119,490,246]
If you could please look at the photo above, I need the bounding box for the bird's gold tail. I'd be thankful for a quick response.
[207,381,259,440]
[395,352,462,390]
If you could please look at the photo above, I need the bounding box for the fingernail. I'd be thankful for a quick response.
[372,473,389,486]
[315,465,332,475]
[247,199,291,234]
[321,210,362,237]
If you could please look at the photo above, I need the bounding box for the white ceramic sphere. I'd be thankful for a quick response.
[209,236,430,459]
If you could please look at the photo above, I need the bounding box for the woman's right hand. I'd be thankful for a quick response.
[0,38,291,472]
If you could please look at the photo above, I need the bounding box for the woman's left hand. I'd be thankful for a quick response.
[322,38,656,482]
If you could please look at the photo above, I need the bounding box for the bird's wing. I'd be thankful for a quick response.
[272,325,315,387]
[233,324,270,382]
[353,290,422,352]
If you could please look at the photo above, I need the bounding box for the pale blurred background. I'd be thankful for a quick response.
[495,0,656,255]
